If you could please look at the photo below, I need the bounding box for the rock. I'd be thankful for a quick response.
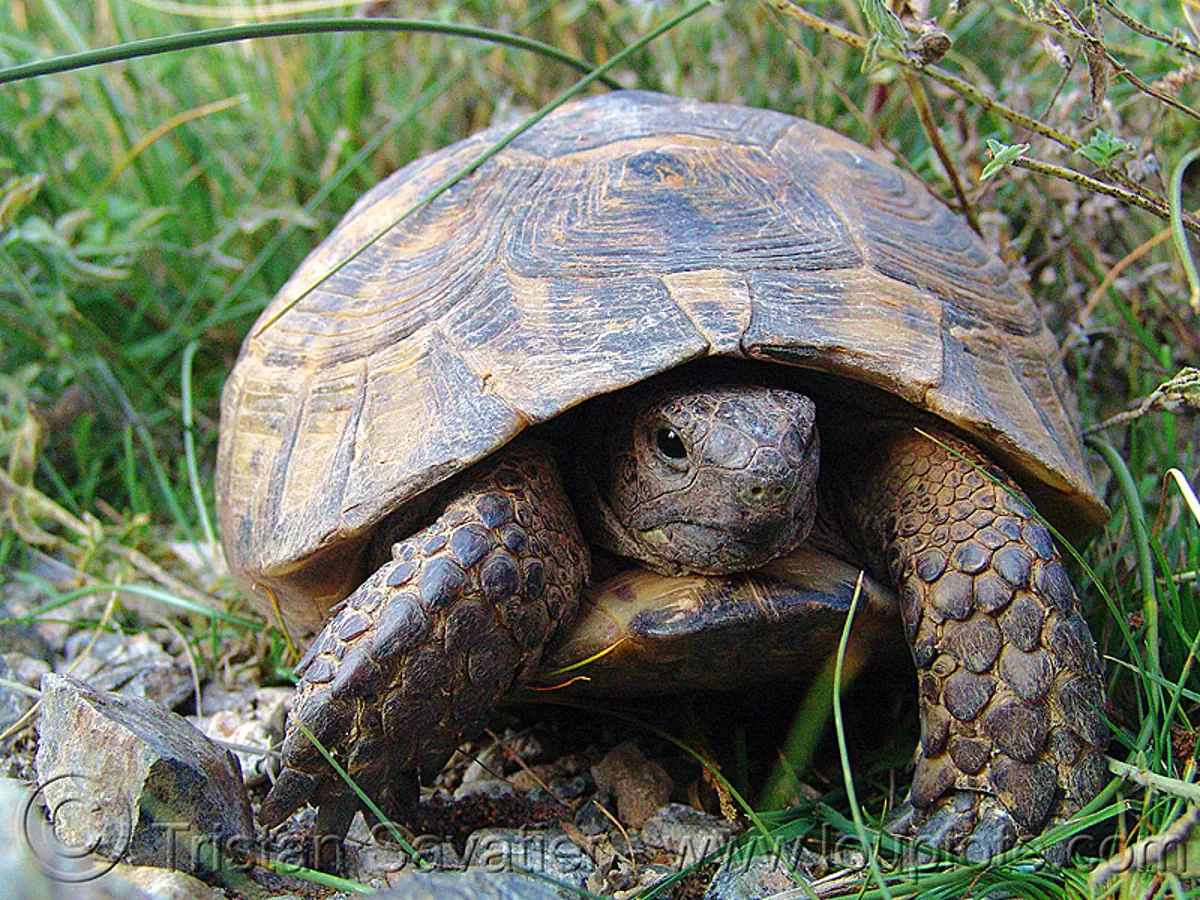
[35,673,255,877]
[5,650,52,687]
[640,804,737,868]
[617,864,679,897]
[573,797,615,836]
[453,779,517,803]
[167,542,227,594]
[197,685,294,787]
[464,827,595,890]
[61,633,193,711]
[590,742,673,829]
[457,742,508,789]
[0,654,40,734]
[203,710,274,788]
[0,777,166,898]
[253,687,291,735]
[348,839,463,889]
[198,681,255,716]
[375,868,574,899]
[344,816,461,888]
[0,602,53,662]
[0,776,74,898]
[704,838,822,900]
[549,776,587,800]
[1,554,85,654]
[101,864,223,899]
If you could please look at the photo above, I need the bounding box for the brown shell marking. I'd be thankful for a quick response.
[216,91,1105,627]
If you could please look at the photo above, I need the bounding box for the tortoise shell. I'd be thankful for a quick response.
[216,90,1105,633]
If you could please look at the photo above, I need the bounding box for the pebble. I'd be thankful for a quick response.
[640,803,738,868]
[591,742,673,829]
[61,632,193,711]
[464,827,596,890]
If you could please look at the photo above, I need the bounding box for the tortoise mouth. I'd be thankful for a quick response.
[637,518,807,575]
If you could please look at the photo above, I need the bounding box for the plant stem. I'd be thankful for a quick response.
[1094,0,1200,62]
[1107,757,1200,802]
[0,18,623,89]
[254,0,715,336]
[902,70,981,234]
[765,0,1084,151]
[1012,156,1200,238]
[1086,436,1161,718]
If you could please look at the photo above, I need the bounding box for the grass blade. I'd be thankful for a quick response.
[0,18,622,88]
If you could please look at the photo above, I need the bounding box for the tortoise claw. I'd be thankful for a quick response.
[962,805,1019,862]
[260,768,317,829]
[314,789,360,843]
[890,791,1018,862]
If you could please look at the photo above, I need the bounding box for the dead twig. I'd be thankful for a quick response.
[902,69,982,234]
[766,0,1084,151]
[1094,0,1200,62]
[1010,156,1200,238]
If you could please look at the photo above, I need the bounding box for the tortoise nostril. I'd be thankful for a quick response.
[745,482,791,504]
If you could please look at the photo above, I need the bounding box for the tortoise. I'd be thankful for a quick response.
[216,90,1110,859]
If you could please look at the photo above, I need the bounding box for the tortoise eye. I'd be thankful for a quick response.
[655,428,687,461]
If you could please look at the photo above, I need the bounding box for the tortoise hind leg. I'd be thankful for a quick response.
[259,440,590,851]
[838,429,1107,858]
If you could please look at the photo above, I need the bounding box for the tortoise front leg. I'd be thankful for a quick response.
[839,430,1107,858]
[259,440,589,846]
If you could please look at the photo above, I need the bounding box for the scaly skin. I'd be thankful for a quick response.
[259,382,819,852]
[839,430,1108,857]
[259,383,1106,865]
[259,440,589,840]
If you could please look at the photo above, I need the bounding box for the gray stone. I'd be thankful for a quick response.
[573,797,614,836]
[197,681,255,716]
[252,686,292,736]
[0,777,171,899]
[0,653,41,733]
[461,732,545,787]
[196,685,289,787]
[5,651,52,688]
[61,633,193,711]
[0,610,53,663]
[374,868,573,899]
[200,688,289,789]
[0,776,72,899]
[704,838,822,900]
[0,573,62,659]
[167,542,227,595]
[547,776,587,800]
[35,673,255,877]
[464,827,595,890]
[342,815,461,888]
[99,864,222,899]
[640,804,737,868]
[347,838,464,890]
[453,779,516,802]
[202,711,273,788]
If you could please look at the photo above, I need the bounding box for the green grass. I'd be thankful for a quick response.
[2,0,1199,896]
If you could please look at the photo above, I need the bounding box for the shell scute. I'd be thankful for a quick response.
[217,91,1105,629]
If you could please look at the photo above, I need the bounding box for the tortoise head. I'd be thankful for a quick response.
[581,381,820,576]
